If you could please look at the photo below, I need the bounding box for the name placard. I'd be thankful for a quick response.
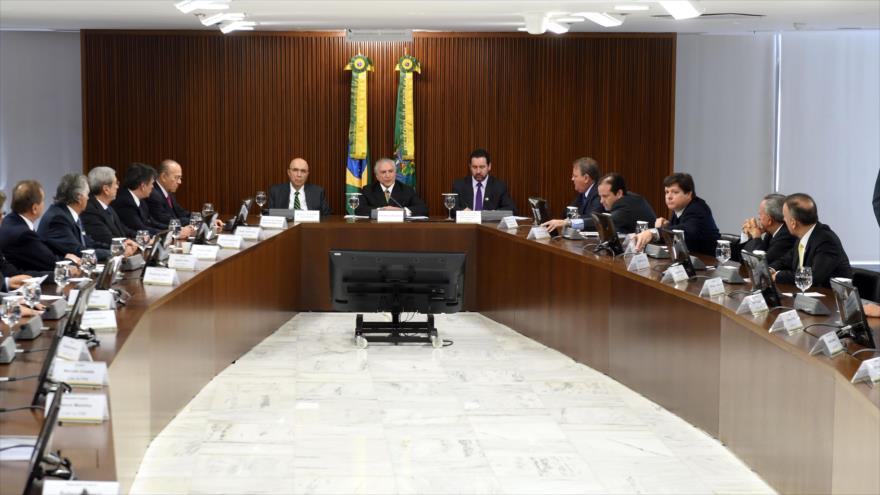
[259,215,288,229]
[235,226,262,240]
[168,253,198,271]
[143,267,180,286]
[50,360,108,387]
[627,253,650,272]
[189,244,220,261]
[851,357,880,386]
[57,336,91,362]
[456,211,482,224]
[80,310,118,332]
[810,331,845,358]
[294,210,321,223]
[769,309,804,335]
[661,264,690,284]
[498,216,518,230]
[736,293,769,317]
[42,480,120,495]
[87,290,115,310]
[216,234,243,250]
[45,392,108,423]
[699,277,726,298]
[377,210,405,223]
[526,226,551,240]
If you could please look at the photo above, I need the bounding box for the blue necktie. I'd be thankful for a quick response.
[76,218,86,247]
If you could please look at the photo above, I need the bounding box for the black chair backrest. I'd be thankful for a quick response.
[852,268,880,302]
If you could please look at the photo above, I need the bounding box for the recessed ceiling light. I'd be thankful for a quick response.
[573,12,625,28]
[615,4,650,11]
[517,27,528,32]
[657,1,701,20]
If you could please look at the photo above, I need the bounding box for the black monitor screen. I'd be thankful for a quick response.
[830,278,876,348]
[329,250,465,314]
[660,228,696,278]
[63,280,96,336]
[741,250,782,308]
[95,255,122,290]
[25,382,70,491]
[591,212,623,255]
[30,325,66,407]
[527,197,559,238]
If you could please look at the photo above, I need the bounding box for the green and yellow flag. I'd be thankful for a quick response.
[393,54,420,186]
[344,54,373,213]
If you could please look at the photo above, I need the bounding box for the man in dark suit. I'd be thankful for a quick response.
[37,173,132,261]
[566,157,603,218]
[82,166,138,249]
[0,180,82,272]
[740,193,796,265]
[873,168,880,228]
[354,157,428,217]
[633,172,720,255]
[771,193,852,288]
[267,157,332,216]
[551,173,657,235]
[112,163,167,235]
[451,149,516,213]
[0,191,48,291]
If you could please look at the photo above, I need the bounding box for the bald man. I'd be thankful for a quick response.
[147,159,221,233]
[267,158,331,216]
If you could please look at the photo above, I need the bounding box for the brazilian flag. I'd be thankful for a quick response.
[344,54,373,213]
[393,54,420,186]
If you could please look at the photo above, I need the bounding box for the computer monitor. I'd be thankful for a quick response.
[329,250,466,314]
[25,382,73,491]
[741,250,782,308]
[30,324,67,407]
[140,231,170,279]
[660,228,696,278]
[95,255,122,290]
[224,198,253,231]
[831,278,876,349]
[527,197,559,238]
[194,214,218,244]
[62,280,96,338]
[591,212,623,255]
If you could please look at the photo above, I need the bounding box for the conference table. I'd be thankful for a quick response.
[1,216,878,495]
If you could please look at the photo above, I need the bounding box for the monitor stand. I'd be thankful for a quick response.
[354,313,441,349]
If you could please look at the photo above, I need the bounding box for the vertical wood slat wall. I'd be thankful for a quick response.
[81,31,675,218]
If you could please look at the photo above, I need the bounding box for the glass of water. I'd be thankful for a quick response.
[201,203,215,220]
[81,249,97,277]
[23,281,41,309]
[795,266,813,295]
[442,193,458,221]
[255,191,267,217]
[168,219,182,248]
[715,240,731,266]
[636,221,649,234]
[346,193,360,218]
[1,296,22,336]
[54,261,71,288]
[136,229,151,248]
[110,238,126,257]
[189,212,203,230]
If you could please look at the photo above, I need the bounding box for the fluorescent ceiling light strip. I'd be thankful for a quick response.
[546,21,570,34]
[575,12,624,28]
[175,0,231,15]
[615,4,650,11]
[220,20,256,34]
[554,17,586,23]
[201,12,245,26]
[657,1,700,20]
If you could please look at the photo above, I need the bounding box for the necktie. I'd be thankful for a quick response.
[76,218,86,247]
[797,242,805,268]
[384,189,391,203]
[165,194,173,209]
[475,182,483,211]
[293,191,302,210]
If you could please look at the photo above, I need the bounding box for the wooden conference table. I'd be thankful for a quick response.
[1,217,878,495]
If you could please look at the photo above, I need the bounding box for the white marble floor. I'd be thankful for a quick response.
[130,312,775,495]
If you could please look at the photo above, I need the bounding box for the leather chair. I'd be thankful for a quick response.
[852,268,880,302]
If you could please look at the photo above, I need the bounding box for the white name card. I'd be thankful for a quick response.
[294,210,321,223]
[736,293,769,317]
[810,331,845,358]
[87,290,115,310]
[168,253,198,271]
[50,360,108,387]
[498,216,518,230]
[235,226,262,240]
[260,215,288,229]
[627,253,650,272]
[851,357,880,387]
[57,336,91,362]
[42,480,120,495]
[80,310,117,332]
[46,392,108,423]
[456,211,482,224]
[143,267,180,286]
[377,209,405,223]
[699,277,726,298]
[189,244,220,261]
[526,226,551,240]
[216,234,243,250]
[769,309,804,335]
[661,264,690,284]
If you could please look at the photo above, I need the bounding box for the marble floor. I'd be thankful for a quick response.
[130,312,775,495]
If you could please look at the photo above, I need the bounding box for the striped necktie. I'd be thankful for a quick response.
[293,191,302,210]
[797,242,805,268]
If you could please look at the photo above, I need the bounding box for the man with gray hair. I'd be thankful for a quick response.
[354,157,428,217]
[739,193,796,265]
[82,166,140,250]
[37,173,135,261]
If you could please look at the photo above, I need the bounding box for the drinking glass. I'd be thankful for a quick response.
[54,261,71,287]
[255,191,267,217]
[110,238,126,257]
[715,240,731,266]
[636,221,649,234]
[81,249,97,277]
[795,266,813,295]
[442,193,458,221]
[168,218,182,248]
[346,193,360,217]
[1,296,22,337]
[23,281,41,309]
[566,206,579,221]
[201,203,215,221]
[136,229,151,248]
[189,212,203,230]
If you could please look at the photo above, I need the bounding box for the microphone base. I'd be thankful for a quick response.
[794,293,832,316]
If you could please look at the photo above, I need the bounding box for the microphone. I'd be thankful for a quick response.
[387,196,410,216]
[0,374,40,383]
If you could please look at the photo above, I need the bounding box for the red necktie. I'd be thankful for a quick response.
[166,194,173,209]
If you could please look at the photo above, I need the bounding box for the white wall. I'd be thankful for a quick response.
[0,31,82,207]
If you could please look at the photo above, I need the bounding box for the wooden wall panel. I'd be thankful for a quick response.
[82,31,675,218]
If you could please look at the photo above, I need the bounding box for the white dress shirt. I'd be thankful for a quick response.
[289,185,309,210]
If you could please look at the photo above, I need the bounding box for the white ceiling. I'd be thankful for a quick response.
[1,0,878,33]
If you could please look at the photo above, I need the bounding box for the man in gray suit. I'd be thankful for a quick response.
[543,173,655,234]
[266,158,332,216]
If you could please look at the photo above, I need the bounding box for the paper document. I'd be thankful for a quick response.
[0,436,36,461]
